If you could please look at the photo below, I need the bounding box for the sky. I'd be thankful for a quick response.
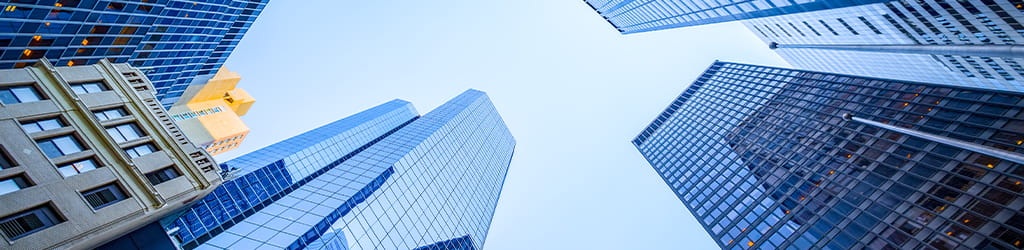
[215,0,789,249]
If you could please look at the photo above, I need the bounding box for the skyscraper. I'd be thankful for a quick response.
[742,1,1024,92]
[582,0,890,34]
[120,89,514,249]
[167,67,254,156]
[0,59,221,249]
[0,0,269,107]
[634,61,1024,249]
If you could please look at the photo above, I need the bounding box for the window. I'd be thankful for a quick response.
[0,205,62,240]
[0,175,31,196]
[145,167,180,185]
[81,183,127,209]
[818,20,839,35]
[68,81,106,94]
[0,146,14,169]
[20,118,64,133]
[56,158,98,177]
[171,106,224,121]
[105,123,144,143]
[93,108,127,121]
[858,17,883,34]
[125,144,156,158]
[0,85,43,104]
[36,135,84,158]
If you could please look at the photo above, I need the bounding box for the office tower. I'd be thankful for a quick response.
[582,0,890,34]
[120,89,514,249]
[743,1,1024,92]
[0,59,222,249]
[0,0,269,107]
[167,67,253,156]
[634,61,1024,249]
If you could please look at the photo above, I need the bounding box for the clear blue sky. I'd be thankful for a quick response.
[215,0,789,249]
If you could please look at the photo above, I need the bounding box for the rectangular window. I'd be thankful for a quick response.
[56,158,98,177]
[68,81,107,94]
[0,146,15,169]
[93,108,127,121]
[125,143,156,158]
[36,135,84,158]
[105,123,144,143]
[858,16,882,34]
[0,175,31,196]
[145,167,180,185]
[81,183,127,209]
[0,85,43,104]
[818,20,839,35]
[0,205,62,240]
[836,18,860,35]
[20,118,65,133]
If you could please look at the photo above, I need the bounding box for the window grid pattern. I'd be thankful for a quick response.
[178,90,514,250]
[583,0,891,34]
[0,0,269,107]
[742,1,1024,92]
[413,235,477,250]
[317,90,513,250]
[166,100,420,249]
[635,62,1024,250]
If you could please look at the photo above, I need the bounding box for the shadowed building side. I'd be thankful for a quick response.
[634,61,1024,249]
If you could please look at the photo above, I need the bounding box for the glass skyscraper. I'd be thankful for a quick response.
[582,0,890,34]
[743,1,1024,92]
[0,0,269,107]
[634,61,1024,249]
[149,89,514,249]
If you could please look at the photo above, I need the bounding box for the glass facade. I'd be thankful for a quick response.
[583,0,890,34]
[634,61,1024,249]
[0,0,269,107]
[162,90,514,250]
[743,1,1024,92]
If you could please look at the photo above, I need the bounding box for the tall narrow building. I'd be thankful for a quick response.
[0,59,222,249]
[0,0,269,107]
[634,61,1024,249]
[742,1,1024,92]
[118,89,515,249]
[582,0,890,34]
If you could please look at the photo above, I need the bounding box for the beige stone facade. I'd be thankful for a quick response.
[0,59,222,249]
[167,67,254,156]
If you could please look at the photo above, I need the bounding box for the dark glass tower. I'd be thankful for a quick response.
[583,0,890,34]
[144,89,514,249]
[0,0,269,107]
[634,61,1024,249]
